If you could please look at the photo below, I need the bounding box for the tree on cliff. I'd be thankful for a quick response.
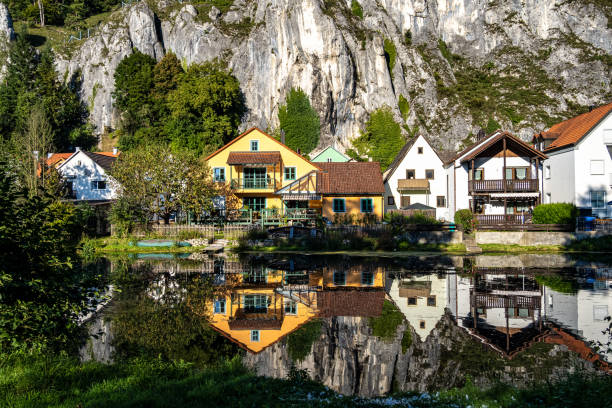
[351,106,405,171]
[278,88,320,154]
[0,30,93,150]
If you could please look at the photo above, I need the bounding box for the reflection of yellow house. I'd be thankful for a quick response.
[316,265,385,288]
[388,274,448,339]
[206,128,385,221]
[207,268,318,353]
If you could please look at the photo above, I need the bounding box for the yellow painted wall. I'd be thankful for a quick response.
[206,129,319,195]
[322,196,384,220]
[208,289,317,353]
[321,266,384,288]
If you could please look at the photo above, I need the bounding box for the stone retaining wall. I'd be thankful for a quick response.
[475,231,610,246]
[402,231,463,245]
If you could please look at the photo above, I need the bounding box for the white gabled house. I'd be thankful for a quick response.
[447,130,547,225]
[535,102,612,218]
[383,135,454,221]
[56,149,120,202]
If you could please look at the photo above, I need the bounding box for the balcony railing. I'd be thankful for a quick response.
[476,214,532,225]
[231,177,278,190]
[468,179,538,193]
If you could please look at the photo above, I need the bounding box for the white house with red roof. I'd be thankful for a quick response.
[535,102,612,218]
[56,148,120,202]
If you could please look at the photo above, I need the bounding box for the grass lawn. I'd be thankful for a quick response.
[82,237,206,254]
[2,354,612,408]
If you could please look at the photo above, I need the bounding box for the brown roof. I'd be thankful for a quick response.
[227,151,282,165]
[544,102,612,151]
[316,162,385,195]
[228,318,283,330]
[456,130,547,163]
[82,151,118,171]
[317,290,385,317]
[397,179,429,191]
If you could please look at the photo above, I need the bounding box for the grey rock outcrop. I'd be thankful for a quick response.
[244,313,599,397]
[0,2,13,42]
[54,0,611,149]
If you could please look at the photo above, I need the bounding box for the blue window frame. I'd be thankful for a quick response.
[213,298,226,314]
[332,198,346,213]
[361,271,374,286]
[250,330,260,342]
[360,198,373,213]
[284,166,296,180]
[250,140,259,151]
[213,167,225,182]
[333,271,346,286]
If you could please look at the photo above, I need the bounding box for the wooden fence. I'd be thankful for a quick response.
[387,208,436,218]
[116,223,255,239]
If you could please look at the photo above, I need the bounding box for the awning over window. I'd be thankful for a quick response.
[281,193,321,201]
[489,192,540,198]
[227,151,282,165]
[397,179,429,191]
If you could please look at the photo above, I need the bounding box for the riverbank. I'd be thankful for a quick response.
[81,237,207,254]
[2,354,610,408]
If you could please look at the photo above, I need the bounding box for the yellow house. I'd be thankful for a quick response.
[205,128,321,214]
[206,128,385,222]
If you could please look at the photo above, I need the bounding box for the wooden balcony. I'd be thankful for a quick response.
[231,177,279,190]
[468,179,538,193]
[476,214,532,225]
[474,294,541,310]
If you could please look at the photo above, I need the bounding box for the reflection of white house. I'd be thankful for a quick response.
[447,131,546,221]
[388,274,448,339]
[383,135,453,220]
[535,103,612,218]
[57,149,120,201]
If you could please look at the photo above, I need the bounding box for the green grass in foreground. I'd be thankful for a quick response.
[82,237,205,254]
[479,243,564,253]
[2,354,612,408]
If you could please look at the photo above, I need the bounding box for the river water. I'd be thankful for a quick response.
[81,253,612,397]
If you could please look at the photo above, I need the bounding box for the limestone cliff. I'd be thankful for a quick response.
[244,313,599,397]
[0,0,610,150]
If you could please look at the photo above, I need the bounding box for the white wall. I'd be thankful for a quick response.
[577,284,612,362]
[384,135,449,220]
[58,151,119,201]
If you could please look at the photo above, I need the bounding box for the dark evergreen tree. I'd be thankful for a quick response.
[278,88,320,154]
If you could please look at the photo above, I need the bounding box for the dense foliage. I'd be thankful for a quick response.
[532,203,579,225]
[113,54,246,155]
[0,31,94,150]
[352,105,405,170]
[7,0,120,26]
[278,88,321,154]
[369,300,404,340]
[0,158,101,353]
[286,319,322,362]
[454,208,474,232]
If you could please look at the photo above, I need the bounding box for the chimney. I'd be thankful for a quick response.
[47,152,53,159]
[280,130,286,145]
[112,146,118,155]
[477,129,486,141]
[75,147,81,152]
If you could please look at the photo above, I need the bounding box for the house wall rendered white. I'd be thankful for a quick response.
[58,151,119,201]
[577,284,612,362]
[384,135,450,220]
[543,114,612,217]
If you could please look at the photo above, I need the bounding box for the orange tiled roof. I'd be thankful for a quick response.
[97,151,120,157]
[316,162,385,195]
[46,153,73,167]
[544,102,612,151]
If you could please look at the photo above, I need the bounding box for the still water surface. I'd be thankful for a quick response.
[82,253,612,396]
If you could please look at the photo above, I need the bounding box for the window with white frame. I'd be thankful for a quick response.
[545,165,551,179]
[213,167,225,182]
[590,191,606,208]
[590,160,604,175]
[250,330,260,342]
[284,300,297,315]
[250,140,259,151]
[284,166,296,180]
[91,180,107,190]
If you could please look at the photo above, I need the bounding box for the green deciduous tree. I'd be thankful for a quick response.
[352,105,405,170]
[166,61,246,155]
[278,88,320,154]
[110,144,218,224]
[0,158,103,353]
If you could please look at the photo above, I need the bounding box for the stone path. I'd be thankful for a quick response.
[463,234,482,253]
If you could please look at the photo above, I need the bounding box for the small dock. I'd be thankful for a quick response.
[203,239,230,254]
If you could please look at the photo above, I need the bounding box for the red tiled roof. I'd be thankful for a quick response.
[46,153,72,167]
[317,290,385,317]
[227,151,282,165]
[544,102,612,151]
[316,162,385,195]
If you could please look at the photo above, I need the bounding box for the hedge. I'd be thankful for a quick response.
[532,203,578,225]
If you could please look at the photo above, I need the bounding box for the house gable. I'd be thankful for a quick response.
[310,146,350,162]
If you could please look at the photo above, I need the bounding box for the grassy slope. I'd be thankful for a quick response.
[2,354,612,408]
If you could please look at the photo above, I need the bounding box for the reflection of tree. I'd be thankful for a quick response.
[110,268,238,366]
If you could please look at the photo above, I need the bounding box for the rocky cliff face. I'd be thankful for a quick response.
[0,0,610,150]
[244,313,598,397]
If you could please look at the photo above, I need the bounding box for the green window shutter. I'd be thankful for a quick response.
[333,198,345,213]
[360,198,373,213]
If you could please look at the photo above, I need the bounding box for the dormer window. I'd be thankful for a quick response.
[250,140,259,151]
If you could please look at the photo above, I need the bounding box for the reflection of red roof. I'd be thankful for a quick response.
[317,289,385,317]
[316,162,385,195]
[543,327,611,372]
[227,151,282,165]
[543,102,612,151]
